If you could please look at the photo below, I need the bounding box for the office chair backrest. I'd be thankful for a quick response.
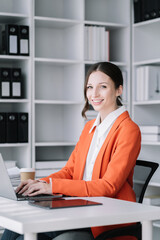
[133,160,159,203]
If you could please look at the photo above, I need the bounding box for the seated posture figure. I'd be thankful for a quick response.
[2,62,141,240]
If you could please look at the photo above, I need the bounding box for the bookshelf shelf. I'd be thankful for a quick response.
[35,57,82,65]
[134,18,160,28]
[35,100,83,105]
[35,16,81,28]
[35,142,76,147]
[133,100,160,105]
[0,99,29,103]
[134,58,160,66]
[134,179,160,188]
[142,142,160,146]
[0,55,30,63]
[84,60,127,67]
[149,182,160,188]
[0,13,29,23]
[0,143,29,147]
[84,20,128,28]
[153,221,160,228]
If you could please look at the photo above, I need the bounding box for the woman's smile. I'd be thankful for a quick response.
[92,99,104,105]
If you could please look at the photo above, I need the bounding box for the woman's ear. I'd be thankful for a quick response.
[116,85,123,97]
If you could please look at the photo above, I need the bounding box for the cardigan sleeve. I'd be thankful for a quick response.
[45,120,141,197]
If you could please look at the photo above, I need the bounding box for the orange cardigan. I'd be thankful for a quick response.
[41,111,141,239]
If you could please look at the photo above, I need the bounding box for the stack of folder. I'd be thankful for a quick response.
[135,66,160,101]
[140,125,160,142]
[84,25,109,61]
[0,112,28,143]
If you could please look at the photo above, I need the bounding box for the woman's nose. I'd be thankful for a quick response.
[92,87,99,97]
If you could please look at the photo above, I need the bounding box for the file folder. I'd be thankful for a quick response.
[2,25,19,55]
[150,0,157,19]
[6,113,18,143]
[134,0,142,23]
[0,68,11,98]
[19,25,29,56]
[18,113,28,143]
[0,113,6,143]
[156,0,160,18]
[11,68,22,98]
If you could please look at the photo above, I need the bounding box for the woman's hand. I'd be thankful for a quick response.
[15,179,52,196]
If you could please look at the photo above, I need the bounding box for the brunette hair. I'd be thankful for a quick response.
[82,62,123,119]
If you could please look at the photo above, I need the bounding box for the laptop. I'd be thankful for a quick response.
[0,154,63,201]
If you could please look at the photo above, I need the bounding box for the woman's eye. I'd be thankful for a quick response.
[87,86,92,89]
[101,85,107,88]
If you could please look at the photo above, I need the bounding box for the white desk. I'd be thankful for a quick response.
[0,196,160,240]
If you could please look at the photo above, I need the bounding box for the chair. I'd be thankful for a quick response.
[94,160,159,240]
[53,160,159,240]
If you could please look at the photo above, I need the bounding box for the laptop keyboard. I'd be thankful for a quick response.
[16,192,26,199]
[16,192,61,200]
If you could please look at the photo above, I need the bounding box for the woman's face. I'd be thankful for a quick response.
[86,71,122,121]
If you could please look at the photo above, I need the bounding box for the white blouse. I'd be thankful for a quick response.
[83,106,126,181]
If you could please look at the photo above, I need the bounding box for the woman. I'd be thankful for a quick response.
[2,62,141,240]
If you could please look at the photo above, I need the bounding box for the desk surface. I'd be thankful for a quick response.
[0,196,160,235]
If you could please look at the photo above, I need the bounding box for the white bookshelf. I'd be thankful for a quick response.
[132,9,160,188]
[132,8,160,240]
[0,0,32,168]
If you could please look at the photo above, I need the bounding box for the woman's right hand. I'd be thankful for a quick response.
[15,179,38,195]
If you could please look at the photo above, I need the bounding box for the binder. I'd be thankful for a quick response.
[18,113,28,143]
[2,24,19,55]
[19,25,29,56]
[0,113,6,143]
[0,68,11,98]
[6,113,18,143]
[156,0,160,18]
[141,0,150,21]
[149,0,157,19]
[11,68,22,98]
[134,0,142,23]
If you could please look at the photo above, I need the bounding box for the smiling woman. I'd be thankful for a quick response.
[2,62,141,240]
